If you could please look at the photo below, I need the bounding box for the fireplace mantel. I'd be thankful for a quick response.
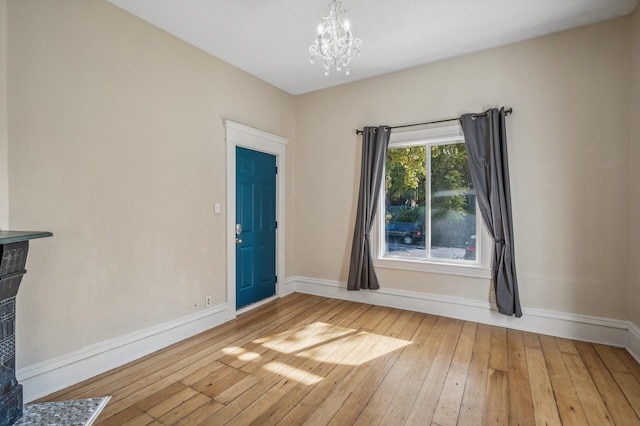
[0,232,53,245]
[0,230,52,426]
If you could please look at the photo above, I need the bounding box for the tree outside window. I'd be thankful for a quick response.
[384,142,477,261]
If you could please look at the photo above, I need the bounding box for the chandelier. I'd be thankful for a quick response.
[309,0,362,76]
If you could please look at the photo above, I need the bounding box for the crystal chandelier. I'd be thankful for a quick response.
[309,0,362,76]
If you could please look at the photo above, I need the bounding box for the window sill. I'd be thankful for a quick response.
[373,257,491,279]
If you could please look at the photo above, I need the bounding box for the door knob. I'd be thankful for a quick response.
[235,238,242,244]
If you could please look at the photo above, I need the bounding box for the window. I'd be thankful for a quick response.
[373,124,490,278]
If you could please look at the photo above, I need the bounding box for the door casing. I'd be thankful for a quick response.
[225,120,287,318]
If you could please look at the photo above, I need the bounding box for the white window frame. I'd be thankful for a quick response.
[372,124,492,279]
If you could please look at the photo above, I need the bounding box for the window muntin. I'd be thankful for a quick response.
[374,125,488,276]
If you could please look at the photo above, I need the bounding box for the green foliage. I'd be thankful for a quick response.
[430,144,475,219]
[385,143,474,222]
[395,206,424,223]
[385,146,426,206]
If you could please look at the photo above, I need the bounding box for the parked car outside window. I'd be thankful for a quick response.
[385,221,424,245]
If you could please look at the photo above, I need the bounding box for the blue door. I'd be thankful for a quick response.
[236,147,277,309]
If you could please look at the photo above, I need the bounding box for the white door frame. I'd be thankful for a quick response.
[225,120,287,319]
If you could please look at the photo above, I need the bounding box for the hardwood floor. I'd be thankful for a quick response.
[36,294,640,425]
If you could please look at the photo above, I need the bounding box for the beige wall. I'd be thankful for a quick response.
[630,5,640,328]
[8,0,294,367]
[294,18,632,319]
[0,0,9,229]
[7,0,638,372]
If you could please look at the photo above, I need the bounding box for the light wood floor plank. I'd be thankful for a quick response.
[523,331,542,350]
[525,340,562,425]
[574,341,640,426]
[483,327,509,425]
[556,337,580,355]
[350,315,446,425]
[458,323,492,426]
[120,411,155,426]
[26,294,639,426]
[539,334,589,425]
[403,319,465,425]
[506,329,535,426]
[173,399,224,426]
[96,406,146,426]
[375,315,453,425]
[431,321,477,426]
[144,386,200,419]
[156,392,212,425]
[212,373,262,405]
[614,348,640,383]
[594,344,640,417]
[562,352,615,425]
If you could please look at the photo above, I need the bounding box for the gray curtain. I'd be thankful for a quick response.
[347,126,390,291]
[460,108,522,317]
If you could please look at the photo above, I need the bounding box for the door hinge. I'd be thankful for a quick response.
[275,221,278,229]
[275,166,278,174]
[275,275,278,283]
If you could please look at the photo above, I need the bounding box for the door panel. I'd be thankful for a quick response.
[236,147,276,308]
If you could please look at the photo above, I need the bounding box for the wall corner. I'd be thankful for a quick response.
[0,0,10,229]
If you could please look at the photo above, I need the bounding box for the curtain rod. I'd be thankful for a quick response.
[355,107,513,135]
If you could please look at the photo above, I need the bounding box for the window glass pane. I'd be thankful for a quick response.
[384,146,426,258]
[430,144,476,261]
[382,141,477,263]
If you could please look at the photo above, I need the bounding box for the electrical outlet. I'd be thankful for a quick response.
[205,296,212,308]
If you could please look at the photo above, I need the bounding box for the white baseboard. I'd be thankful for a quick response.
[628,321,640,363]
[283,276,296,297]
[289,276,632,350]
[18,303,230,403]
[236,295,278,315]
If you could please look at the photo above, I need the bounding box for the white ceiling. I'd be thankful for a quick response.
[105,0,639,95]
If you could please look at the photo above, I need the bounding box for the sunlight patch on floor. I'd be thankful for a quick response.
[237,350,261,361]
[256,322,356,354]
[296,330,411,365]
[221,346,242,354]
[262,361,324,385]
[221,346,261,361]
[222,322,412,385]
